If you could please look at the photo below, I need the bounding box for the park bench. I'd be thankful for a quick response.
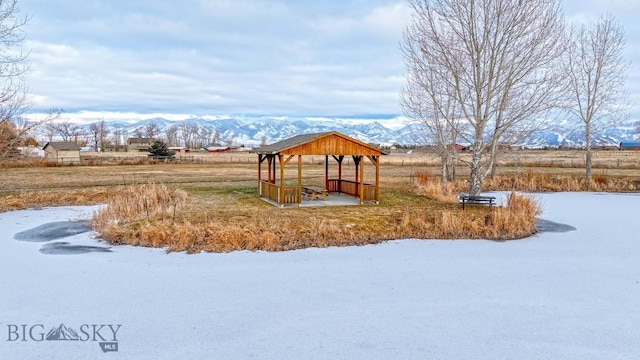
[458,194,496,209]
[303,186,329,201]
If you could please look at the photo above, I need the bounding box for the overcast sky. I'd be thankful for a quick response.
[19,0,640,121]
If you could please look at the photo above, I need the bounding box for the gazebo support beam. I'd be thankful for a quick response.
[366,155,380,202]
[258,154,263,195]
[353,155,360,183]
[375,156,379,202]
[267,155,273,183]
[278,154,285,205]
[332,155,344,193]
[359,156,365,204]
[272,155,276,184]
[298,155,302,205]
[325,155,329,189]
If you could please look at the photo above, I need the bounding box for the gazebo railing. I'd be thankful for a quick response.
[327,179,377,201]
[259,180,301,205]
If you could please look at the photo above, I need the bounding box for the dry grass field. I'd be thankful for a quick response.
[1,149,638,252]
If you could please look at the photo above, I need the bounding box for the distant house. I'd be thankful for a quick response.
[104,144,127,152]
[447,143,468,152]
[168,146,190,153]
[497,143,517,151]
[43,142,81,163]
[619,142,640,150]
[204,145,230,153]
[233,145,253,152]
[127,138,155,152]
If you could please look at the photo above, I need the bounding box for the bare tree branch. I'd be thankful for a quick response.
[401,0,567,195]
[564,13,630,180]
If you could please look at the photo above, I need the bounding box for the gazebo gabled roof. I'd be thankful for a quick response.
[256,131,386,156]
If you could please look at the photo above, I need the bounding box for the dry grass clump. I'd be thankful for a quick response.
[0,188,113,212]
[97,211,389,253]
[482,169,639,192]
[93,183,188,228]
[424,192,540,240]
[412,169,639,193]
[412,170,461,202]
[412,173,542,240]
[0,158,67,168]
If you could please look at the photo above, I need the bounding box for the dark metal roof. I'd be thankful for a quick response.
[43,142,80,151]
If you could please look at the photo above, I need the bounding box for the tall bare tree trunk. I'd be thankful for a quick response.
[450,157,456,181]
[469,145,483,195]
[440,154,448,183]
[585,122,592,181]
[565,14,630,182]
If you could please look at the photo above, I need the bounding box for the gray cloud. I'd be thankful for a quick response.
[18,0,640,118]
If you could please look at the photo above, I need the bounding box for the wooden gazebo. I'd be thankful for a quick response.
[256,131,385,206]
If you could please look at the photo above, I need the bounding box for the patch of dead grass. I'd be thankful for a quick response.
[91,181,541,253]
[0,188,114,212]
[481,170,639,192]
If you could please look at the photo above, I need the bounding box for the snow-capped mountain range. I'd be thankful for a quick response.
[57,115,640,148]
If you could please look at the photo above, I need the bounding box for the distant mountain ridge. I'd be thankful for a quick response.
[66,116,639,148]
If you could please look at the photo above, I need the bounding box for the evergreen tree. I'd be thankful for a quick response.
[148,140,175,158]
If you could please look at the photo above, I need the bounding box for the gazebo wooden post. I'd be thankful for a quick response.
[359,156,365,204]
[267,155,273,183]
[353,155,360,183]
[336,155,344,193]
[278,154,285,204]
[374,156,380,203]
[297,155,302,205]
[325,155,329,190]
[272,155,277,184]
[258,154,263,196]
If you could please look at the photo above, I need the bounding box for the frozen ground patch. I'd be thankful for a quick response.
[14,220,92,242]
[39,241,112,255]
[0,195,638,359]
[535,218,577,232]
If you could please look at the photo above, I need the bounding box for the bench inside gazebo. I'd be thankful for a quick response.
[256,131,385,207]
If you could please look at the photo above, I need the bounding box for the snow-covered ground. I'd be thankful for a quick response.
[1,193,639,359]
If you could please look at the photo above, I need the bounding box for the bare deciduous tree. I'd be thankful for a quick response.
[224,136,234,148]
[165,125,179,147]
[213,127,221,145]
[0,0,29,123]
[88,119,108,151]
[47,121,86,143]
[112,128,124,152]
[0,0,56,161]
[402,76,465,183]
[0,110,61,161]
[89,123,101,151]
[143,122,160,139]
[565,14,630,181]
[178,123,200,149]
[402,0,567,195]
[199,126,221,148]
